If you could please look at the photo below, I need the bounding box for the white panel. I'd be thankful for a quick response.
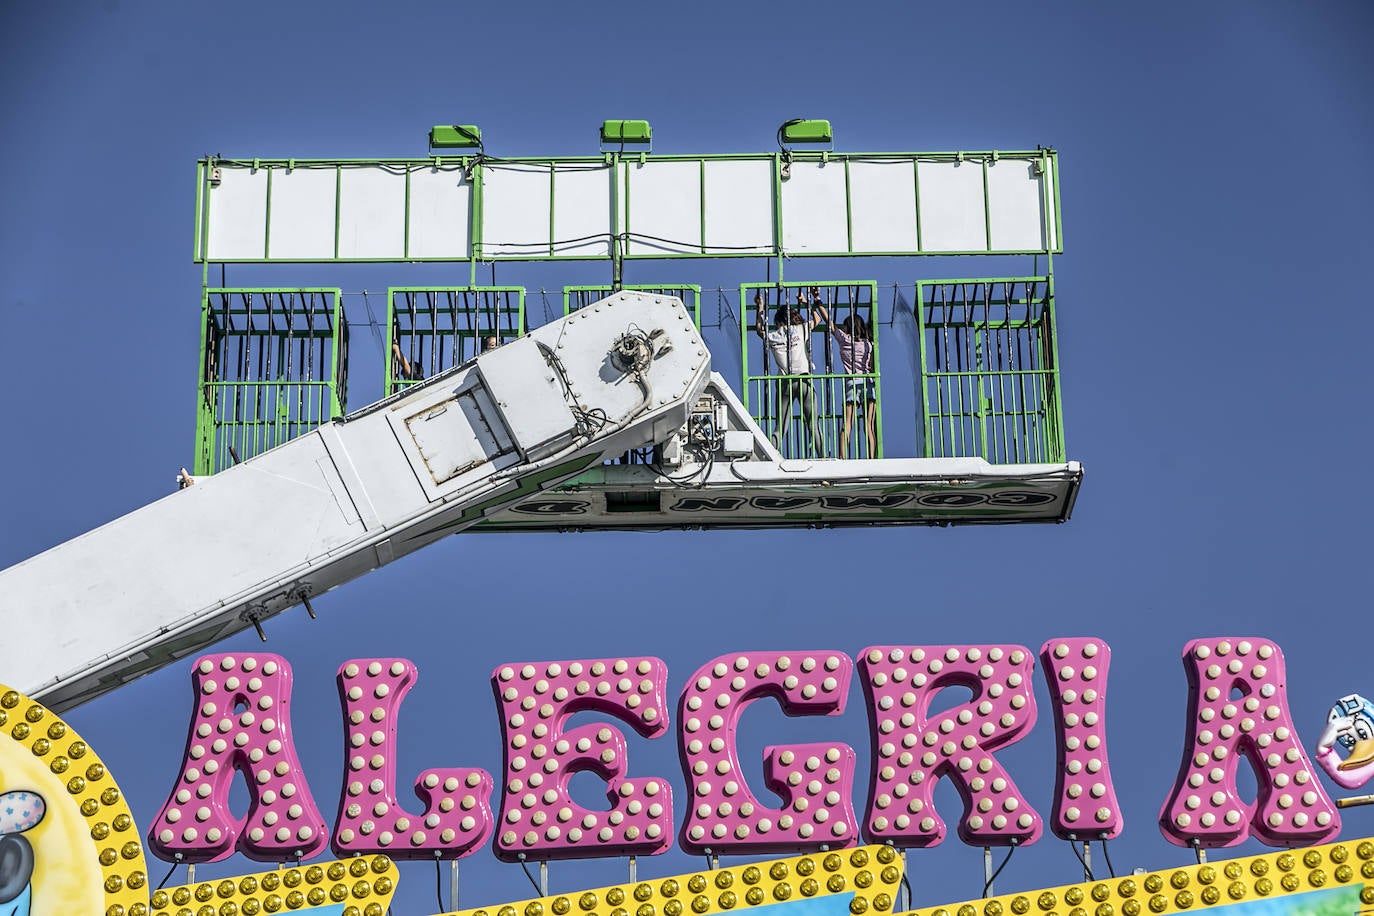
[267,167,337,259]
[206,166,267,260]
[338,167,405,258]
[408,165,471,259]
[703,159,772,253]
[850,159,919,253]
[482,163,551,258]
[918,160,988,252]
[987,157,1048,252]
[624,160,701,255]
[1046,160,1059,249]
[552,164,611,257]
[781,160,848,253]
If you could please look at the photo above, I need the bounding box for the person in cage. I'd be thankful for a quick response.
[815,301,877,459]
[391,337,424,382]
[753,289,824,458]
[482,335,500,353]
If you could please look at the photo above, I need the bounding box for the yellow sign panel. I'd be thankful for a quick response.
[453,846,904,916]
[148,855,398,916]
[0,686,146,914]
[449,841,1373,916]
[905,839,1373,916]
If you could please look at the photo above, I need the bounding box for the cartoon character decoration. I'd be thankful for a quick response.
[0,791,45,916]
[1315,693,1374,789]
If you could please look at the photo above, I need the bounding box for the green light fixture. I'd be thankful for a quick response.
[428,125,483,150]
[600,119,652,149]
[778,119,833,146]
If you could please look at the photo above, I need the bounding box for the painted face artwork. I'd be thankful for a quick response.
[0,791,45,916]
[1328,693,1374,767]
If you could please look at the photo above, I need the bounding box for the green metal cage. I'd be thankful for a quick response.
[195,288,347,475]
[741,281,883,460]
[915,277,1064,464]
[386,287,525,395]
[562,284,702,327]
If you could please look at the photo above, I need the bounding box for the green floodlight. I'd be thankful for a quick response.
[600,119,652,149]
[778,119,833,146]
[429,124,483,151]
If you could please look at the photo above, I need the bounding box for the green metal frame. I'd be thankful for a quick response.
[195,287,347,475]
[561,284,702,327]
[741,280,884,460]
[194,149,1062,269]
[914,276,1064,465]
[385,286,526,395]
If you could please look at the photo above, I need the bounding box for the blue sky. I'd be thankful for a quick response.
[2,2,1373,915]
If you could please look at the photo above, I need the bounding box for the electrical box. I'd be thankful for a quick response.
[780,119,833,145]
[429,125,483,149]
[600,119,653,145]
[722,431,754,458]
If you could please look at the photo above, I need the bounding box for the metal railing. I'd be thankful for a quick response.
[916,277,1063,464]
[387,287,524,395]
[747,371,881,460]
[196,289,346,475]
[742,281,883,460]
[563,284,702,327]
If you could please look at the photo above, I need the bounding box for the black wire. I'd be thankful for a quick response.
[1099,839,1117,878]
[155,860,180,890]
[520,857,543,894]
[624,230,771,252]
[1068,839,1092,881]
[436,857,445,911]
[649,440,715,487]
[983,844,1017,898]
[776,118,803,160]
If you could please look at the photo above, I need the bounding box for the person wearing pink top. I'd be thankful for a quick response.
[815,298,876,459]
[1314,693,1374,789]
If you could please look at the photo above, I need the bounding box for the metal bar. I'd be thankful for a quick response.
[333,165,341,259]
[548,162,556,259]
[261,167,273,260]
[982,158,992,252]
[204,150,1052,167]
[913,159,923,252]
[844,158,854,254]
[194,160,206,262]
[403,166,411,259]
[699,158,707,255]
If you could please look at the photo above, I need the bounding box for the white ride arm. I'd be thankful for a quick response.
[0,292,708,712]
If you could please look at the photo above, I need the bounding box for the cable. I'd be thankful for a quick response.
[155,859,180,890]
[1099,839,1117,878]
[436,857,445,911]
[649,448,714,487]
[1067,839,1092,881]
[983,843,1017,898]
[519,857,543,894]
[623,230,772,252]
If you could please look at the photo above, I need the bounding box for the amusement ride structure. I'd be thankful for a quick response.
[1,119,1077,713]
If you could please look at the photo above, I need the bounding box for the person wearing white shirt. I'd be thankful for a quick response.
[754,289,824,457]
